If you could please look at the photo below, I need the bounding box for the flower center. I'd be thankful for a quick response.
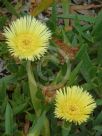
[14,33,34,50]
[67,105,79,115]
[69,105,77,112]
[22,39,31,47]
[23,40,30,45]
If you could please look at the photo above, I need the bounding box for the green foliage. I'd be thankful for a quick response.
[5,103,13,135]
[28,111,46,136]
[92,10,102,42]
[0,1,102,136]
[1,0,19,17]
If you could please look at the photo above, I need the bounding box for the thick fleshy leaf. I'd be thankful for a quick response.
[5,102,13,135]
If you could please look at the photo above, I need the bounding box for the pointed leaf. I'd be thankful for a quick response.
[5,102,13,135]
[28,111,46,136]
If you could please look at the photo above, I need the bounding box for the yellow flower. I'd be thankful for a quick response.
[55,86,96,125]
[4,16,51,61]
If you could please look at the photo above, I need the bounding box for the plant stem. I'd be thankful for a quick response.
[42,117,50,136]
[27,61,50,136]
[27,61,40,117]
[62,121,72,136]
